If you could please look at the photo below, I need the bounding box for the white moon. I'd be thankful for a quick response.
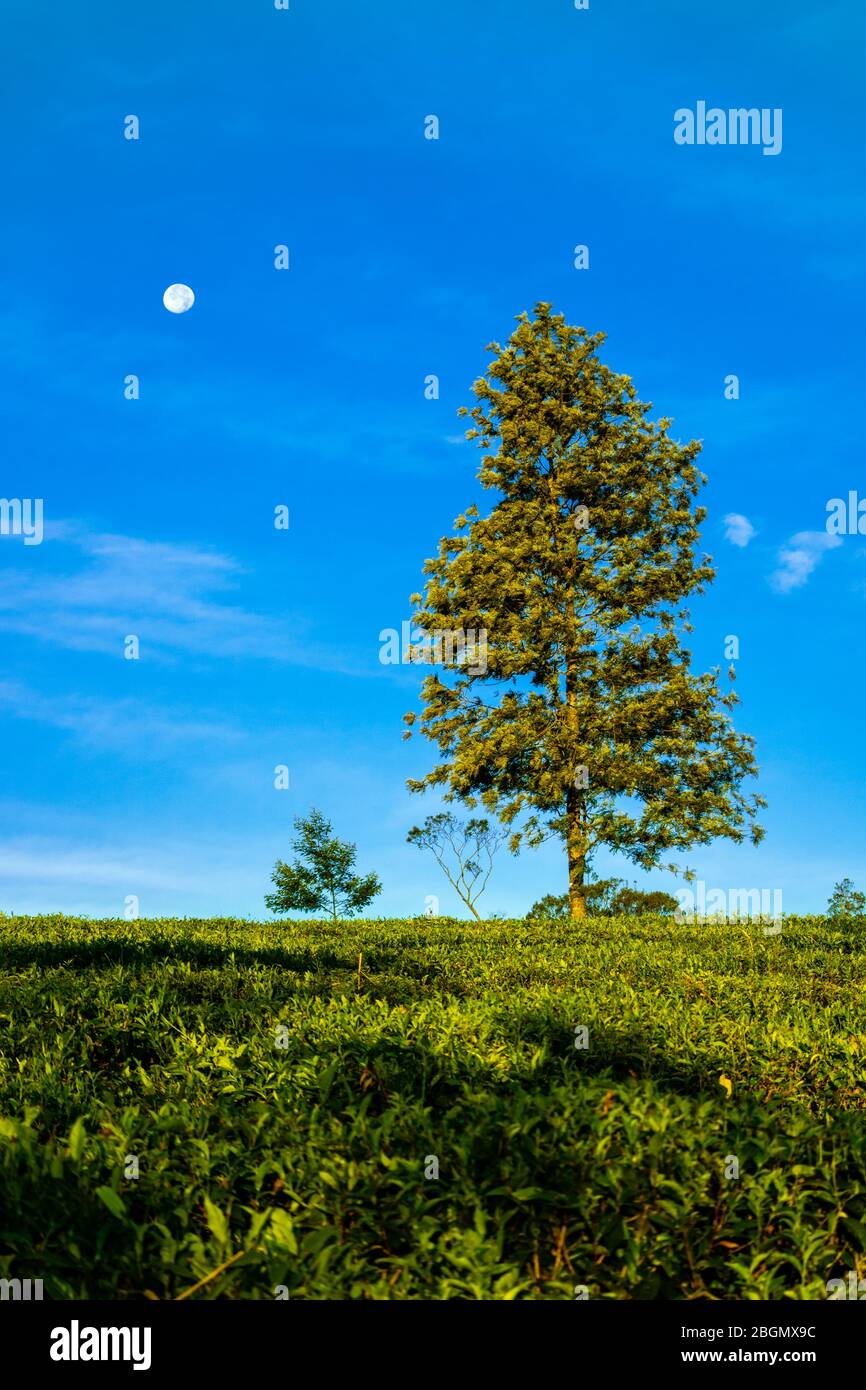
[163,283,195,314]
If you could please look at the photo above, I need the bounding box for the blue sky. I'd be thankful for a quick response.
[1,0,863,918]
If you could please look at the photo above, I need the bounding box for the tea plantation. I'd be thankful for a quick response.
[0,913,863,1299]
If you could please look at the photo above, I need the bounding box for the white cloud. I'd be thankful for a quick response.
[0,842,206,892]
[0,521,366,673]
[770,530,842,593]
[724,513,756,548]
[0,679,242,754]
[0,524,275,659]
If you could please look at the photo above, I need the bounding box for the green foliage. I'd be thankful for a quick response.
[525,893,570,920]
[265,808,381,922]
[612,886,680,916]
[827,878,866,921]
[407,812,505,920]
[405,304,765,913]
[0,912,862,1299]
[528,879,679,919]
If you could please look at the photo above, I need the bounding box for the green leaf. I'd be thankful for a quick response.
[841,1218,866,1251]
[95,1186,126,1220]
[67,1117,86,1162]
[268,1209,298,1254]
[203,1196,230,1247]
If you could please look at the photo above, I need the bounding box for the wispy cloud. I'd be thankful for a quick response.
[0,679,242,754]
[770,530,842,593]
[0,826,281,917]
[0,841,208,893]
[724,513,756,548]
[0,521,367,672]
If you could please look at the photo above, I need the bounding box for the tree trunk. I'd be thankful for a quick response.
[568,838,587,919]
[565,746,588,919]
[559,478,587,923]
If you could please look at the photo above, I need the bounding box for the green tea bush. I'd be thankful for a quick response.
[0,913,863,1299]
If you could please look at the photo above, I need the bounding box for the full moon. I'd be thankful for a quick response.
[163,283,195,314]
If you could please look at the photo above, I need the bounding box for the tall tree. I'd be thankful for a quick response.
[404,304,764,919]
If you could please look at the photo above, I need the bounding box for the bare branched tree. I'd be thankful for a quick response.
[407,813,506,921]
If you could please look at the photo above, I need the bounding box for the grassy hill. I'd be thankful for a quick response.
[0,912,863,1299]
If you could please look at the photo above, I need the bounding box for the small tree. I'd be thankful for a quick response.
[827,878,866,920]
[265,808,381,922]
[407,812,505,920]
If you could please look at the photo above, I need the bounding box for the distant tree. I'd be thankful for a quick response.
[527,876,678,919]
[404,303,765,920]
[585,877,627,914]
[407,812,505,921]
[265,809,381,922]
[526,893,570,920]
[528,875,623,919]
[826,878,866,920]
[611,885,679,916]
